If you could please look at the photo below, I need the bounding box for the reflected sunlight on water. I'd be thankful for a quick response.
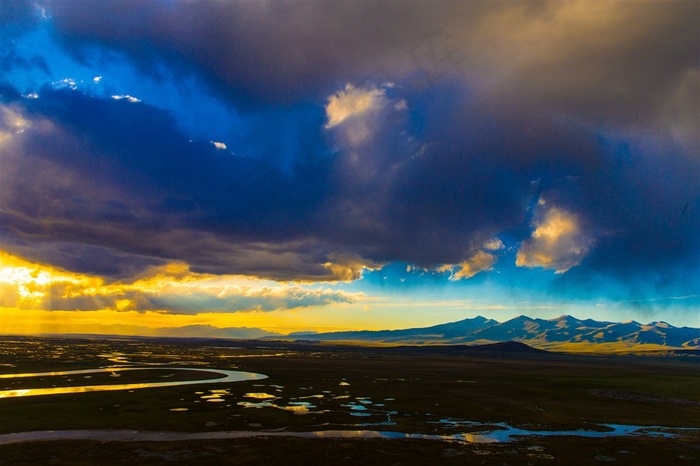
[244,393,277,399]
[0,367,266,398]
[0,424,687,447]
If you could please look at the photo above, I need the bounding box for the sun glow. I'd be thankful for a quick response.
[0,251,100,306]
[0,250,373,336]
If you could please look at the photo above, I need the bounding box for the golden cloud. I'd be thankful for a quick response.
[516,202,594,273]
[436,238,503,280]
[0,250,366,314]
[322,254,383,282]
[325,84,388,129]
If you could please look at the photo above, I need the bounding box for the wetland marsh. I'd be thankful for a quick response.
[0,336,698,464]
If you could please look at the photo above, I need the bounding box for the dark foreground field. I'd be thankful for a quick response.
[0,336,698,465]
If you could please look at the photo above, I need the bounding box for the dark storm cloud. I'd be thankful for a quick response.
[564,142,699,279]
[316,83,613,267]
[1,240,162,279]
[4,87,323,230]
[2,73,698,287]
[1,0,698,293]
[0,86,336,279]
[44,0,447,106]
[42,0,699,125]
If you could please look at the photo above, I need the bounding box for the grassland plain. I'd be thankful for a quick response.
[0,336,698,465]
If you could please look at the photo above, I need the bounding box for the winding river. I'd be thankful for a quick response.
[0,367,694,445]
[0,424,687,446]
[0,367,267,398]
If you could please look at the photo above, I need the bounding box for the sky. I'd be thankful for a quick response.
[0,0,698,337]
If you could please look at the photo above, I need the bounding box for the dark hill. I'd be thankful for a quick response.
[465,341,546,353]
[297,316,498,343]
[385,340,548,356]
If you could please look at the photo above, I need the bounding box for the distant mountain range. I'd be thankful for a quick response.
[157,325,280,340]
[36,315,699,353]
[284,315,700,351]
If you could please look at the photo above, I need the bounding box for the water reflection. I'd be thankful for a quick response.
[0,368,266,398]
[201,388,232,403]
[244,393,277,399]
[0,424,687,447]
[342,403,367,411]
[237,400,321,415]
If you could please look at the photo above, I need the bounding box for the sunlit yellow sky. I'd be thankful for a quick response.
[0,250,553,335]
[1,249,697,336]
[1,1,699,336]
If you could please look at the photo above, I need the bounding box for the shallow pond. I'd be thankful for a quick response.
[0,363,695,446]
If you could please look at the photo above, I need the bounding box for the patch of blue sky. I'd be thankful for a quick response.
[335,251,700,327]
[4,21,244,148]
